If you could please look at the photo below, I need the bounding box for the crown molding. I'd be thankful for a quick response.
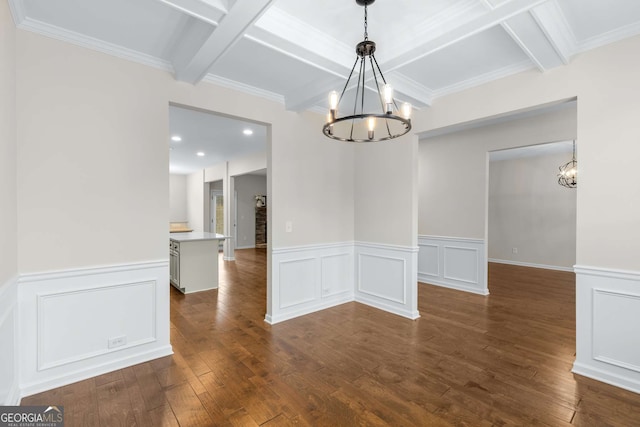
[8,0,26,25]
[432,59,533,99]
[575,19,640,54]
[202,73,284,105]
[17,18,174,72]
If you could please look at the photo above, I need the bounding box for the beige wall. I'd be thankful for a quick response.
[414,34,640,271]
[488,152,577,268]
[169,174,187,222]
[17,32,171,272]
[0,1,17,284]
[419,107,576,239]
[15,29,358,274]
[355,135,419,246]
[186,171,206,232]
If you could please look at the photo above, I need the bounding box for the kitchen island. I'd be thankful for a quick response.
[169,232,227,294]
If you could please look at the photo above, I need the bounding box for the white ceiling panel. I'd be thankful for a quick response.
[209,36,335,96]
[23,0,190,59]
[399,25,531,91]
[557,0,640,43]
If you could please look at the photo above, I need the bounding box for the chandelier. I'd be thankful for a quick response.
[558,140,577,188]
[322,0,412,142]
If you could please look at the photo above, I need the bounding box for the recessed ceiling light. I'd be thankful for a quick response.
[171,135,182,142]
[243,129,253,135]
[196,151,205,157]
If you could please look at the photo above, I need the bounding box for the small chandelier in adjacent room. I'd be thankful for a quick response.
[558,140,577,188]
[322,0,412,142]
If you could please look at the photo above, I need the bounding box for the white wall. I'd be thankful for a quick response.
[489,152,577,270]
[169,174,187,222]
[235,174,266,249]
[0,0,18,405]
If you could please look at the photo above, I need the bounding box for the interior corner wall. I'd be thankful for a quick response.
[235,174,266,249]
[488,152,577,270]
[353,134,420,320]
[0,0,19,406]
[169,174,188,222]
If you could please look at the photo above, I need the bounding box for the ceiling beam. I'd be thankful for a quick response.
[173,0,275,84]
[381,0,551,73]
[283,0,551,112]
[529,0,575,64]
[156,0,228,25]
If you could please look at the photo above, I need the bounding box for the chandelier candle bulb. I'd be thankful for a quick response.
[326,113,333,135]
[329,91,339,120]
[367,117,376,140]
[402,102,412,120]
[384,84,393,113]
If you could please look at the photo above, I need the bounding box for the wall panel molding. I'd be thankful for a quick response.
[573,265,640,395]
[268,243,354,324]
[418,235,488,295]
[354,241,420,320]
[18,261,172,398]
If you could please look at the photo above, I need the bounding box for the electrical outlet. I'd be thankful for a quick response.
[108,336,127,349]
[285,221,293,233]
[512,247,518,254]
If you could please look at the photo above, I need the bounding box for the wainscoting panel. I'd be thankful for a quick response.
[355,242,419,320]
[418,236,488,295]
[279,258,317,309]
[321,253,352,298]
[19,261,172,397]
[0,276,19,405]
[268,243,354,324]
[573,265,640,394]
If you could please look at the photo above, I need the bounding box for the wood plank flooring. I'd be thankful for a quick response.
[22,250,640,426]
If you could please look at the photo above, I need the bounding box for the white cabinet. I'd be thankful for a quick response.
[169,232,226,294]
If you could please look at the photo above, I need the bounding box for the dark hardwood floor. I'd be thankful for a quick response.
[23,250,640,426]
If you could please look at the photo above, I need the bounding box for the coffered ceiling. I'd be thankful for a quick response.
[9,0,640,114]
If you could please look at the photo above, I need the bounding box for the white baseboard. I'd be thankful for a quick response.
[18,260,172,397]
[573,265,640,395]
[418,235,488,295]
[21,345,173,398]
[235,245,255,250]
[0,275,19,405]
[488,258,573,272]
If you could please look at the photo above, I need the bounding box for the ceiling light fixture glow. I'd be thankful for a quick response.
[323,0,411,143]
[243,129,253,135]
[171,135,182,142]
[196,151,205,157]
